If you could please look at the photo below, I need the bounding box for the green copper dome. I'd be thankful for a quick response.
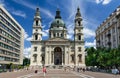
[50,9,66,30]
[51,18,65,27]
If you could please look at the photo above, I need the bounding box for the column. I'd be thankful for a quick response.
[49,51,51,65]
[62,51,63,65]
[45,47,48,66]
[68,47,70,65]
[64,46,67,65]
[52,52,54,65]
[47,51,50,65]
[75,46,77,66]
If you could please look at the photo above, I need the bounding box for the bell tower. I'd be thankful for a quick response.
[74,7,84,41]
[74,7,85,66]
[32,7,42,41]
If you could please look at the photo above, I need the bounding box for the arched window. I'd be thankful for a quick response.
[78,21,81,26]
[34,47,37,51]
[78,54,82,62]
[78,47,81,52]
[33,54,37,62]
[78,35,81,40]
[61,33,63,37]
[36,20,38,26]
[57,20,59,23]
[53,33,55,37]
[35,35,38,40]
[57,33,59,37]
[71,54,74,62]
[41,54,45,61]
[42,56,44,61]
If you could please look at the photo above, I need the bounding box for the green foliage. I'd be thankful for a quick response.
[86,46,120,68]
[23,58,30,66]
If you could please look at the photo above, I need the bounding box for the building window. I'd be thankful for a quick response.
[53,33,55,37]
[34,47,37,51]
[57,33,59,37]
[57,20,59,23]
[78,54,82,62]
[71,47,74,52]
[71,54,74,62]
[35,35,38,40]
[36,29,38,32]
[78,47,81,52]
[108,22,110,26]
[41,47,45,51]
[42,56,44,61]
[78,35,81,40]
[33,54,37,62]
[36,20,38,26]
[112,27,115,33]
[61,33,63,37]
[78,21,81,26]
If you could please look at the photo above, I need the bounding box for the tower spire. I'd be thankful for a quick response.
[55,8,61,19]
[75,7,81,18]
[35,7,40,17]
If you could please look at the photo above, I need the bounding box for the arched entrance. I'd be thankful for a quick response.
[54,47,62,65]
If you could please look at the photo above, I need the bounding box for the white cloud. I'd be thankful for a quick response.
[24,31,28,40]
[0,0,26,18]
[26,37,32,41]
[24,31,32,41]
[40,8,54,19]
[102,0,112,5]
[95,0,112,5]
[83,28,95,38]
[24,47,31,58]
[42,29,49,37]
[66,23,74,39]
[11,10,26,18]
[0,0,5,6]
[96,0,103,4]
[12,0,54,19]
[12,0,35,9]
[85,40,96,48]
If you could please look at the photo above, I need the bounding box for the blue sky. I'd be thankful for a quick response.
[0,0,120,58]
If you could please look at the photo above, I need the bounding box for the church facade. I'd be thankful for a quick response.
[30,7,85,67]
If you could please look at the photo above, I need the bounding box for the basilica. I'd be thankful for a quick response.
[30,7,85,68]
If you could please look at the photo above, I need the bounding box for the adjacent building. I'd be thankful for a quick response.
[30,7,85,68]
[0,5,24,68]
[96,6,120,48]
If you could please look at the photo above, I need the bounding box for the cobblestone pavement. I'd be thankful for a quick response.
[0,69,120,78]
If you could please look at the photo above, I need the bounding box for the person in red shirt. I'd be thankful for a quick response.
[42,66,47,77]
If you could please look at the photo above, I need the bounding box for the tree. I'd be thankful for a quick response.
[86,46,120,68]
[23,58,30,66]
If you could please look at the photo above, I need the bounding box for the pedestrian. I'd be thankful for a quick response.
[64,67,66,72]
[35,69,38,73]
[83,68,85,72]
[77,67,79,72]
[42,66,47,77]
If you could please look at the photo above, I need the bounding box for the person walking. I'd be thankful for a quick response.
[42,66,47,77]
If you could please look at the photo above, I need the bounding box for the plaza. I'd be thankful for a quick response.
[0,0,120,78]
[0,68,120,78]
